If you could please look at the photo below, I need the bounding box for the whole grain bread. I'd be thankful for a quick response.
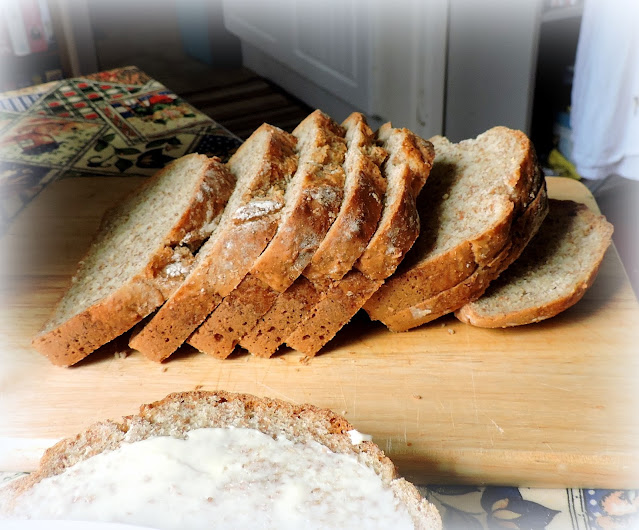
[128,124,297,362]
[187,110,347,358]
[363,127,548,332]
[455,199,613,327]
[241,112,388,358]
[0,391,442,530]
[31,154,236,366]
[285,124,435,356]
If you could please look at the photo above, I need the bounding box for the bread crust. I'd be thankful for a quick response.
[31,155,236,366]
[241,276,322,357]
[128,125,297,362]
[240,113,388,357]
[303,112,387,285]
[364,127,548,331]
[285,126,435,356]
[285,271,385,356]
[188,274,280,358]
[371,177,549,331]
[455,199,613,327]
[251,110,347,292]
[356,124,435,280]
[0,391,442,530]
[187,110,348,358]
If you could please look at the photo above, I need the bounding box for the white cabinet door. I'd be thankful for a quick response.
[222,0,292,59]
[289,1,372,111]
[369,0,448,139]
[223,0,373,113]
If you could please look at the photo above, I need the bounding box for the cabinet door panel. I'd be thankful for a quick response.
[223,0,293,57]
[224,0,372,112]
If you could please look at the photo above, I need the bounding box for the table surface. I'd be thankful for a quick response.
[1,66,637,530]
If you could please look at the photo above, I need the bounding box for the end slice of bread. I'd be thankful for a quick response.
[455,199,613,327]
[285,124,435,356]
[0,391,442,530]
[364,126,548,332]
[128,124,297,362]
[31,154,236,366]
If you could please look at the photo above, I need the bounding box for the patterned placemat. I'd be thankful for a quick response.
[0,66,241,234]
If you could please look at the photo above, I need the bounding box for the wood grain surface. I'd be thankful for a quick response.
[1,176,638,488]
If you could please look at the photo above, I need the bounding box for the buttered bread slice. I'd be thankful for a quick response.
[0,391,442,530]
[31,154,236,366]
[129,124,297,362]
[364,127,548,331]
[188,110,348,358]
[455,199,613,327]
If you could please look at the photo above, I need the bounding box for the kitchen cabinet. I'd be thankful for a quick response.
[223,0,448,139]
[223,0,545,141]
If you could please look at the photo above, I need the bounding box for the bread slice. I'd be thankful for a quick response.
[128,124,297,362]
[241,112,388,358]
[455,199,613,327]
[363,126,548,332]
[0,391,441,530]
[187,110,348,358]
[31,154,236,366]
[285,124,435,356]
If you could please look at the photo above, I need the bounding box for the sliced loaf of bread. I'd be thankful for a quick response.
[31,154,236,366]
[363,126,548,332]
[285,124,435,356]
[0,391,442,529]
[241,112,388,358]
[187,110,347,358]
[128,124,297,362]
[455,199,613,327]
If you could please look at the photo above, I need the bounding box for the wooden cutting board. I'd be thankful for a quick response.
[1,176,638,488]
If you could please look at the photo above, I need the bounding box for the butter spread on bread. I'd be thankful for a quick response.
[0,391,442,530]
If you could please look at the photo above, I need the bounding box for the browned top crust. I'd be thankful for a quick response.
[355,123,435,281]
[251,110,348,293]
[301,112,387,286]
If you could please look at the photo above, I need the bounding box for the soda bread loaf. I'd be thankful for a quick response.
[0,391,442,530]
[31,154,236,366]
[286,124,435,356]
[363,127,548,332]
[241,112,388,358]
[455,199,613,327]
[31,117,580,364]
[188,110,348,358]
[128,124,297,362]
